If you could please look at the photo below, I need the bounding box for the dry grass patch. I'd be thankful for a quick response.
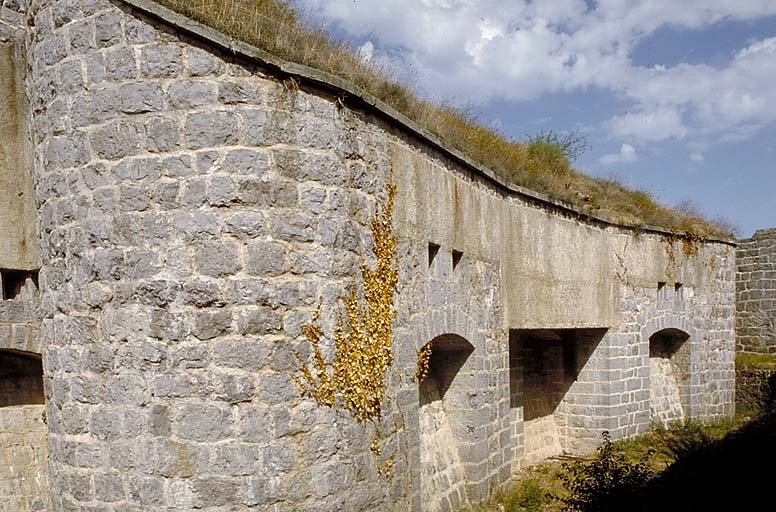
[156,0,732,238]
[736,352,776,371]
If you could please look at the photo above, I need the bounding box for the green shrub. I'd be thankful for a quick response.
[650,420,713,462]
[557,432,654,512]
[501,478,546,512]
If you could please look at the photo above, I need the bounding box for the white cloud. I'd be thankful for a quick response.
[690,152,704,163]
[606,108,688,142]
[600,143,638,165]
[295,0,776,142]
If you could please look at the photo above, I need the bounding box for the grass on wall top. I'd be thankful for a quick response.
[155,0,734,239]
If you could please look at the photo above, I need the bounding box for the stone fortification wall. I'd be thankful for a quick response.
[26,0,411,509]
[17,0,736,511]
[737,228,776,354]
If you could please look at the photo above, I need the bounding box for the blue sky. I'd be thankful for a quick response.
[294,0,776,237]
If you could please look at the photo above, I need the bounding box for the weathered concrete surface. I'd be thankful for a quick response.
[0,8,38,270]
[13,0,737,511]
[737,228,776,354]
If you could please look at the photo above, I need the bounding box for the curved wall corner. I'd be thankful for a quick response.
[26,0,401,509]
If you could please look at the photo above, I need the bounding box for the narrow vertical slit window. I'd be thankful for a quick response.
[428,242,440,268]
[674,283,683,300]
[657,281,666,300]
[452,250,463,272]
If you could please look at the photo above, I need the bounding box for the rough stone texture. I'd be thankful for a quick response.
[0,286,41,355]
[736,228,776,354]
[7,1,737,511]
[0,405,51,512]
[649,357,685,425]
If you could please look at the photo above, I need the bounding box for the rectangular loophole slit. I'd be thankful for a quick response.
[674,283,683,300]
[428,243,440,268]
[1,269,39,301]
[657,281,666,300]
[452,250,463,272]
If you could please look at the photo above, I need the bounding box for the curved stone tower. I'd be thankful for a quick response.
[3,0,737,510]
[737,228,776,354]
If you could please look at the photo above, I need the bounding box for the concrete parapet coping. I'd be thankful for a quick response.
[117,0,736,246]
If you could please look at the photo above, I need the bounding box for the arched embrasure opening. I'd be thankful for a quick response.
[509,328,606,466]
[0,350,44,406]
[419,334,474,512]
[648,328,690,425]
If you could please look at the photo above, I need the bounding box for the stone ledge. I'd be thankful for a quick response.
[116,0,736,246]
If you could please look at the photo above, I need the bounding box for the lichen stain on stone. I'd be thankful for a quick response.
[163,440,195,478]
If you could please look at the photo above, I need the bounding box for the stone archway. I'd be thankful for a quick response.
[419,333,475,512]
[648,328,691,425]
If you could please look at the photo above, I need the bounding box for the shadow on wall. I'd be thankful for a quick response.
[419,334,475,512]
[419,335,474,406]
[649,328,690,426]
[511,329,601,419]
[0,350,44,406]
[509,328,606,463]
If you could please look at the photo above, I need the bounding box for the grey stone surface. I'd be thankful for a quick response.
[118,82,163,114]
[142,43,182,78]
[90,120,143,160]
[185,110,238,149]
[168,80,216,109]
[7,1,738,511]
[736,229,776,354]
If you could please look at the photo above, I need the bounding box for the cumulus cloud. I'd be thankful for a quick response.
[295,0,776,143]
[600,143,638,165]
[606,108,688,142]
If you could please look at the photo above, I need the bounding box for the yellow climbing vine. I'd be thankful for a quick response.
[414,342,432,383]
[297,182,398,424]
